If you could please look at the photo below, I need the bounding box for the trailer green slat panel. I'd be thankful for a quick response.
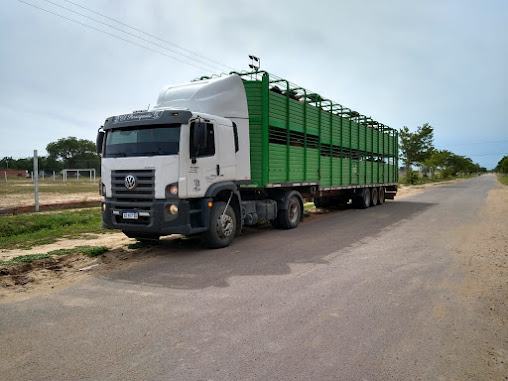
[241,73,397,188]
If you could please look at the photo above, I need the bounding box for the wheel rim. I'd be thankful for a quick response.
[217,213,234,238]
[372,189,378,205]
[288,199,299,224]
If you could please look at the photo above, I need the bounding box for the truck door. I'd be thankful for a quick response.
[187,121,220,197]
[216,122,236,181]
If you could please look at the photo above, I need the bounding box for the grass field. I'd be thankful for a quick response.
[0,207,107,250]
[0,178,99,195]
[497,174,508,186]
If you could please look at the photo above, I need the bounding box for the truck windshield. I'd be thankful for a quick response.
[104,124,181,157]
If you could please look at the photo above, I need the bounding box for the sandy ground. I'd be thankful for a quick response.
[0,233,183,303]
[0,176,501,305]
[449,181,508,377]
[0,191,102,208]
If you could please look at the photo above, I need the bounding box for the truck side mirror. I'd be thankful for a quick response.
[96,130,105,156]
[191,122,207,163]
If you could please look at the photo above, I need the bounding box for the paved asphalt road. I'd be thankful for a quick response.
[0,176,497,380]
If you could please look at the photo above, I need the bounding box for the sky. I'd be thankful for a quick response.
[1,0,507,169]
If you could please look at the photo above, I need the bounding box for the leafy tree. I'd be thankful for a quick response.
[496,156,508,174]
[399,123,434,183]
[443,153,478,177]
[46,137,99,170]
[422,149,451,180]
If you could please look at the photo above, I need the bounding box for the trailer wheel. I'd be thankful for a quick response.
[371,187,378,206]
[354,188,371,209]
[378,187,385,204]
[205,201,237,249]
[277,192,302,229]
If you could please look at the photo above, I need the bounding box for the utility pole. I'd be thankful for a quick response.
[34,150,39,212]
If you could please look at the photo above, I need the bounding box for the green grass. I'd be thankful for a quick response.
[0,207,107,249]
[497,174,508,186]
[0,246,109,266]
[0,178,100,195]
[0,253,52,266]
[47,245,109,257]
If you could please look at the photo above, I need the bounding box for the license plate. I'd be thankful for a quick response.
[122,211,138,220]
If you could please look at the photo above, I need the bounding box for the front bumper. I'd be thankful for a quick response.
[101,198,211,236]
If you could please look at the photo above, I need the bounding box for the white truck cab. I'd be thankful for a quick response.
[97,75,259,247]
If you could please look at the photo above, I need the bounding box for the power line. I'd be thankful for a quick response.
[437,139,508,148]
[41,0,227,72]
[16,0,214,73]
[62,0,234,72]
[467,152,507,157]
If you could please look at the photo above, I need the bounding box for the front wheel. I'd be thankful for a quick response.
[205,201,237,249]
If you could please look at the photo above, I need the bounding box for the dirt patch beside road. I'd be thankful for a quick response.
[450,180,508,378]
[0,232,173,303]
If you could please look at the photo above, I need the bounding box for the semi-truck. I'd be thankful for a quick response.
[96,71,398,248]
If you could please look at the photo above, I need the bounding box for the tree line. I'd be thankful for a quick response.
[495,156,508,174]
[399,123,486,184]
[0,137,99,173]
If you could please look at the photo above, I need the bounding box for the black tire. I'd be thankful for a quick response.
[371,187,378,206]
[276,192,302,229]
[205,201,237,249]
[354,188,371,209]
[378,187,385,204]
[270,218,281,229]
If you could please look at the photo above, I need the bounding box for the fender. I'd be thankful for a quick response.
[205,182,243,232]
[205,181,240,198]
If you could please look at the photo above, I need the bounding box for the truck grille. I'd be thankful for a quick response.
[111,170,155,200]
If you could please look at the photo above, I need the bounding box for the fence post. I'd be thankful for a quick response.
[4,171,6,182]
[34,150,39,212]
[53,171,56,181]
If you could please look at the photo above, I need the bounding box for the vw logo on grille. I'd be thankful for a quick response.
[124,174,137,190]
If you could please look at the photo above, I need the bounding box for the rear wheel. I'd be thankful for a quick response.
[276,192,302,229]
[371,187,378,206]
[353,188,371,209]
[378,187,385,204]
[205,201,237,249]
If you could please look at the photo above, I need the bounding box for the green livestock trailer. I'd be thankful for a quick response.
[224,71,399,206]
